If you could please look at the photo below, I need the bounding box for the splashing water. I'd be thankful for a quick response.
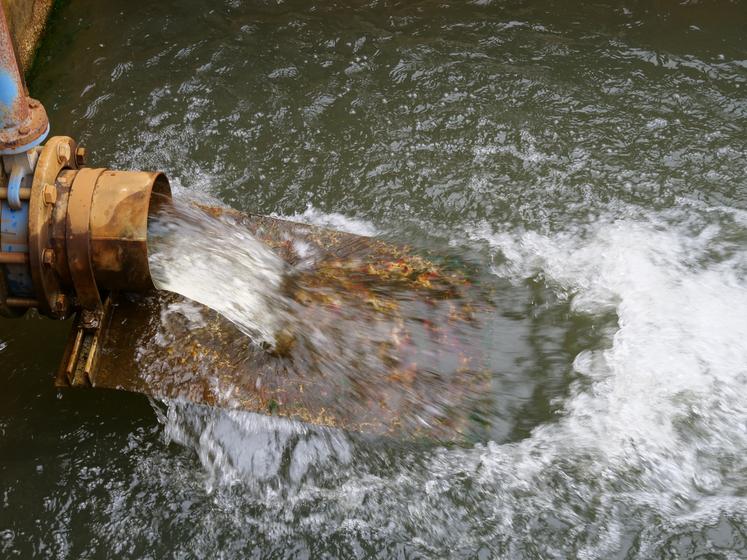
[147,200,747,557]
[146,199,496,437]
[148,200,289,346]
[5,0,745,556]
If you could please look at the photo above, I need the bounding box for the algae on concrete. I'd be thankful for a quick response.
[2,0,53,74]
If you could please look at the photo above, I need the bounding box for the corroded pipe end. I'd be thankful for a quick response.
[86,170,171,292]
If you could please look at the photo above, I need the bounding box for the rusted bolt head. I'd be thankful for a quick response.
[75,146,87,167]
[42,248,55,266]
[18,125,30,135]
[56,143,72,164]
[54,294,67,314]
[42,184,57,205]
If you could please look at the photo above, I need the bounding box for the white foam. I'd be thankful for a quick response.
[275,204,378,237]
[153,198,747,555]
[157,400,351,492]
[471,202,747,504]
[148,201,288,346]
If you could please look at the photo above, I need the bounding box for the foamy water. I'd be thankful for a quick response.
[150,199,747,557]
[274,204,379,237]
[475,201,747,498]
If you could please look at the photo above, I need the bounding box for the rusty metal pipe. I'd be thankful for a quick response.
[24,147,172,319]
[1,136,173,320]
[6,297,37,307]
[0,186,31,199]
[87,170,171,292]
[0,251,28,264]
[0,7,28,124]
[0,4,48,153]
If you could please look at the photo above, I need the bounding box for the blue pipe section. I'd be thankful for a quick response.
[0,3,45,302]
[0,68,18,121]
[6,159,23,209]
[0,201,33,297]
[0,6,49,154]
[0,65,49,154]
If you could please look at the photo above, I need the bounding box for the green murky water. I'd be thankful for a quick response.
[2,1,747,558]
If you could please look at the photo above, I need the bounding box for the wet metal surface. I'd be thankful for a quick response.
[90,208,493,438]
[28,137,79,318]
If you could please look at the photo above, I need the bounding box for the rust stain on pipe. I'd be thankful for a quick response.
[26,138,172,319]
[88,170,170,292]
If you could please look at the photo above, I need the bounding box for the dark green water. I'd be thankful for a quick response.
[2,1,747,558]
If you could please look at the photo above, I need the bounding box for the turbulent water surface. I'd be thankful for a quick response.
[2,1,747,558]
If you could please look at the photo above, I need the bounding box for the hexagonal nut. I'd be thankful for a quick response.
[42,184,57,205]
[75,146,87,167]
[42,248,55,267]
[56,143,72,164]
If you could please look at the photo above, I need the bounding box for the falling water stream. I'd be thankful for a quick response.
[145,199,498,438]
[1,1,746,558]
[148,201,290,347]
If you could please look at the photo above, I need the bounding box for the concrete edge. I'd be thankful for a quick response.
[2,0,55,74]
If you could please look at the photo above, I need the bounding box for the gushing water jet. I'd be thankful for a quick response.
[0,3,490,438]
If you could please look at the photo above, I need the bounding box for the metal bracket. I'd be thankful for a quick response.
[57,293,115,388]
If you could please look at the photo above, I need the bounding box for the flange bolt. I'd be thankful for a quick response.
[75,146,87,167]
[56,143,71,164]
[42,248,55,267]
[42,183,57,205]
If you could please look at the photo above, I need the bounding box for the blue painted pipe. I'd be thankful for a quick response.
[0,8,28,131]
[0,3,49,305]
[0,4,49,154]
[0,66,19,120]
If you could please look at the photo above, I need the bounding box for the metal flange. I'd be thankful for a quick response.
[28,136,80,318]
